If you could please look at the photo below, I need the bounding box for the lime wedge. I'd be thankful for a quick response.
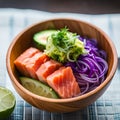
[0,86,16,119]
[19,77,59,99]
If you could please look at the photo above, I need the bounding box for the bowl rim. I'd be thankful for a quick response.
[6,18,118,103]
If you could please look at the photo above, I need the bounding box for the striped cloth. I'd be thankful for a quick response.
[0,8,120,120]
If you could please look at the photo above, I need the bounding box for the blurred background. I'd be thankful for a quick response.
[0,0,120,14]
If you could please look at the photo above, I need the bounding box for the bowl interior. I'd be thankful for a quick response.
[9,19,116,82]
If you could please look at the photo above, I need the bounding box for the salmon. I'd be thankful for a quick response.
[14,47,49,79]
[36,59,62,83]
[25,52,49,79]
[14,47,80,98]
[14,47,40,76]
[47,67,80,98]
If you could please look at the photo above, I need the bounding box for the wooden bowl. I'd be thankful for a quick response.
[6,18,118,112]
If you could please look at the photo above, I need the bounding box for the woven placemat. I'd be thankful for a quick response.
[0,9,120,120]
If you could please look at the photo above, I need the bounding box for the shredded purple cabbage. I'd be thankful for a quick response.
[65,36,108,95]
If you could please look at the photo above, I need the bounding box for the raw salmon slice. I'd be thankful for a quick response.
[47,67,80,98]
[36,59,62,83]
[14,47,40,76]
[26,52,49,79]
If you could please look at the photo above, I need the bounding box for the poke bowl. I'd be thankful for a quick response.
[6,18,118,112]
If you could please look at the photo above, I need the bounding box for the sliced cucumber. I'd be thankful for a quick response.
[19,77,59,99]
[33,30,57,51]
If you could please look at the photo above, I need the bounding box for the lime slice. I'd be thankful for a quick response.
[0,86,16,119]
[19,77,59,99]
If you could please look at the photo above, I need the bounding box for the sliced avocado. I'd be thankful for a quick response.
[33,30,57,51]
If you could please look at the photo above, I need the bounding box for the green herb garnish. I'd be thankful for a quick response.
[45,27,86,63]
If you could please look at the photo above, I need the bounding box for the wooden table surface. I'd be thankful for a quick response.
[0,0,120,14]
